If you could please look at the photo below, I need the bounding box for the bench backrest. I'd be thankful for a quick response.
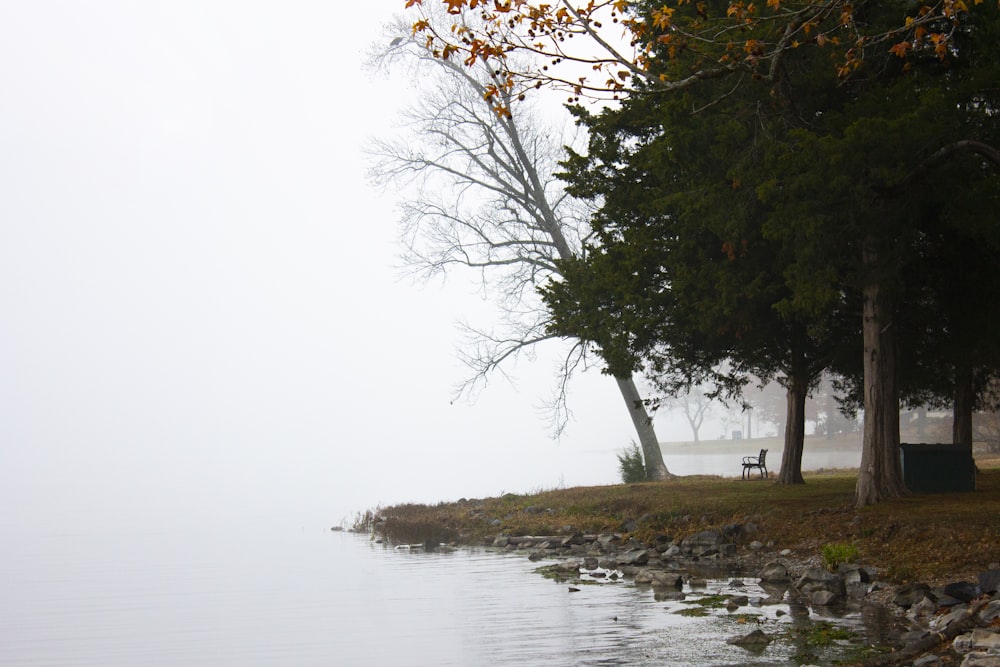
[759,449,767,462]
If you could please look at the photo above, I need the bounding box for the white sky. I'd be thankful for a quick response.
[0,1,699,533]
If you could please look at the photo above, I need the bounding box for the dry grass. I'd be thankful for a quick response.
[365,466,1000,585]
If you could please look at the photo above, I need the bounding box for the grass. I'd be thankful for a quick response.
[361,465,1000,584]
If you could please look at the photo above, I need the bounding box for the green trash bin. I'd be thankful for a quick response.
[899,443,976,493]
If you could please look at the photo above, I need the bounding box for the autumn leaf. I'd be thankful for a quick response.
[652,6,674,30]
[404,0,422,7]
[889,41,911,58]
[444,0,465,14]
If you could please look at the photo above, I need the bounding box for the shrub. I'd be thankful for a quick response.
[618,443,646,483]
[821,542,859,571]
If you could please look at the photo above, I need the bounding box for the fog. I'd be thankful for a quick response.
[0,1,699,534]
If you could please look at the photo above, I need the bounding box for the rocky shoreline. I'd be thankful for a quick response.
[422,526,1000,666]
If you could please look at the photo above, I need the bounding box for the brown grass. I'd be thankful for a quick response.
[365,466,1000,585]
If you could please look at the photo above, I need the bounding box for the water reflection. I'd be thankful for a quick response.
[0,525,892,667]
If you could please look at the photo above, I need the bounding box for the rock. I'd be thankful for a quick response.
[561,533,586,547]
[952,630,1000,654]
[681,530,722,553]
[810,590,842,606]
[528,551,544,561]
[838,564,872,585]
[619,549,650,566]
[913,655,942,667]
[796,568,846,600]
[908,596,938,620]
[759,560,790,583]
[779,548,793,556]
[653,590,686,601]
[650,572,683,589]
[930,606,968,630]
[727,629,772,648]
[662,545,682,558]
[729,595,749,607]
[492,535,510,548]
[894,582,935,608]
[978,569,1000,595]
[944,581,983,603]
[749,540,764,551]
[582,557,600,570]
[980,600,1000,625]
[721,523,743,540]
[960,654,1000,667]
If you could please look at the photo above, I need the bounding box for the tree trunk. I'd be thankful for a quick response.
[856,249,908,507]
[777,373,808,484]
[952,362,974,446]
[615,375,674,480]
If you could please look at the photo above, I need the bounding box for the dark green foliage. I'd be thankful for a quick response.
[544,0,1000,487]
[617,443,646,484]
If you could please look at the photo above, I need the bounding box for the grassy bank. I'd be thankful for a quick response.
[361,466,1000,584]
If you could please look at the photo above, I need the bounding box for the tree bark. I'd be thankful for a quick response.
[777,373,808,484]
[856,243,908,507]
[615,375,674,480]
[953,362,974,446]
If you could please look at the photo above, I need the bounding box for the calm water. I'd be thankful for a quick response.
[0,521,883,666]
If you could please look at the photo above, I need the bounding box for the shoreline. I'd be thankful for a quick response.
[359,469,1000,665]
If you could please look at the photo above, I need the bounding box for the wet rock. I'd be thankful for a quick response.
[759,560,790,583]
[528,551,545,561]
[561,533,586,547]
[650,572,683,589]
[727,628,772,648]
[729,595,749,607]
[913,655,942,667]
[944,581,983,603]
[492,535,510,548]
[582,557,599,570]
[978,569,1000,595]
[654,590,686,601]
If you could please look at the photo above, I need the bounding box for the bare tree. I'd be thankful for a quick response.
[367,18,672,479]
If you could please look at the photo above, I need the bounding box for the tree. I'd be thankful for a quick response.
[408,0,1000,503]
[368,18,673,479]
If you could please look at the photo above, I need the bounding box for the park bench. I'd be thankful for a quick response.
[742,448,768,479]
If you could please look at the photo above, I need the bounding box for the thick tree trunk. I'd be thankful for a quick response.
[856,255,908,507]
[777,374,808,484]
[953,363,974,446]
[615,375,674,480]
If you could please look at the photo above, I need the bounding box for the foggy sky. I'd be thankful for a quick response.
[0,1,692,534]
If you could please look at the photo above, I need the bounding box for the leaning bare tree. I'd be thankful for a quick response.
[367,18,672,480]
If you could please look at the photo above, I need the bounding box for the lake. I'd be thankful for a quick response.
[0,520,887,666]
